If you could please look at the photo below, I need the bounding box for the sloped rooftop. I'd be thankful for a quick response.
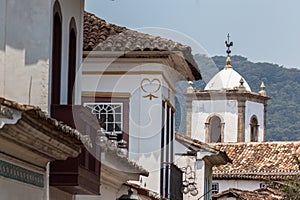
[212,188,282,200]
[0,97,83,143]
[83,11,201,80]
[212,142,300,180]
[0,97,148,175]
[175,133,231,166]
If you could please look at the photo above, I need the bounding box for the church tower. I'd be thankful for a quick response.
[186,35,270,143]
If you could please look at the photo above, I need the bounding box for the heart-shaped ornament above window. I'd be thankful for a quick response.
[141,78,161,100]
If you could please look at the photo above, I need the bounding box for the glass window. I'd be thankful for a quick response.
[84,103,123,134]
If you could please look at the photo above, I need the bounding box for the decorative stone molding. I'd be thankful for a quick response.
[141,78,161,100]
[237,100,246,142]
[0,160,44,187]
[205,123,210,142]
[0,105,13,119]
[185,98,194,137]
[0,98,83,168]
[185,91,270,104]
[263,103,268,142]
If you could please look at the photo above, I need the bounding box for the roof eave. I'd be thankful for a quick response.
[83,50,200,81]
[203,151,232,166]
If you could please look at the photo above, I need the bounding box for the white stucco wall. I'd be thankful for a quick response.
[191,100,238,143]
[216,179,262,193]
[0,158,47,200]
[50,186,73,200]
[245,101,264,142]
[0,0,51,111]
[76,185,152,200]
[0,0,6,96]
[0,177,45,200]
[75,185,128,200]
[174,153,198,200]
[51,183,145,200]
[0,0,84,112]
[56,0,84,105]
[174,140,213,200]
[82,61,179,194]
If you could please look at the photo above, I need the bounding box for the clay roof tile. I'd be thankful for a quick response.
[83,11,201,80]
[212,142,300,180]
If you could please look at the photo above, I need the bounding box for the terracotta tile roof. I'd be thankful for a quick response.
[1,97,149,175]
[254,187,284,198]
[101,151,149,186]
[122,157,149,177]
[212,142,300,180]
[83,11,201,80]
[175,133,231,166]
[212,188,282,200]
[83,12,127,51]
[102,150,149,177]
[0,97,83,142]
[125,182,166,200]
[175,132,220,153]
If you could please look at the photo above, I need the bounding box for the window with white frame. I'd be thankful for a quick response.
[212,182,219,194]
[84,103,123,134]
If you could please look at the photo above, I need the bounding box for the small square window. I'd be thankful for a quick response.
[212,182,219,194]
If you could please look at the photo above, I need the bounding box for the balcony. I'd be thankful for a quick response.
[49,104,101,195]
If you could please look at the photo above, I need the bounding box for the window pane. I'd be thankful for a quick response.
[100,109,106,114]
[212,182,219,194]
[107,114,114,122]
[84,103,123,134]
[115,106,121,113]
[115,123,121,131]
[100,114,106,121]
[115,114,121,122]
[107,123,114,131]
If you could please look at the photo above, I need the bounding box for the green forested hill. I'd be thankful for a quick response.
[193,54,300,141]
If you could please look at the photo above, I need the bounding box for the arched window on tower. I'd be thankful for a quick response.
[67,18,77,104]
[209,116,221,143]
[205,115,223,143]
[250,116,259,142]
[51,1,62,106]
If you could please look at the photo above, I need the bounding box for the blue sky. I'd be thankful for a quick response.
[86,0,300,69]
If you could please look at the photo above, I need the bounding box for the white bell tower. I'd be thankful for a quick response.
[186,35,270,143]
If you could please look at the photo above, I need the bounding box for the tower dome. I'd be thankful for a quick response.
[186,34,270,144]
[204,57,251,91]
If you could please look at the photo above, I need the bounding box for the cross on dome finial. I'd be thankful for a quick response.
[225,33,233,57]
